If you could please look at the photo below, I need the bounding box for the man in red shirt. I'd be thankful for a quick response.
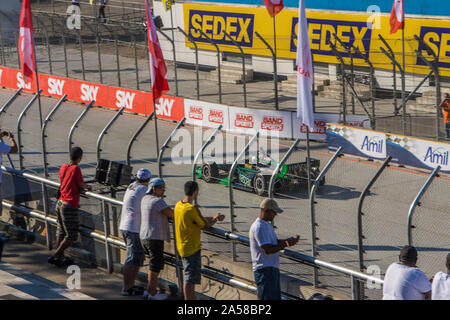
[48,147,91,267]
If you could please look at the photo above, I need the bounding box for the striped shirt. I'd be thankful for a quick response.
[140,195,170,241]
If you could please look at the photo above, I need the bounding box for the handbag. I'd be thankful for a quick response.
[55,164,70,199]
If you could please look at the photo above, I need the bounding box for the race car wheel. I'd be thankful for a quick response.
[253,174,267,196]
[202,163,218,183]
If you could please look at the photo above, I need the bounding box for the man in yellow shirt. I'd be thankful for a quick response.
[174,181,224,300]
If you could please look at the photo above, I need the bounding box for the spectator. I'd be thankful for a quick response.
[440,93,450,140]
[48,147,92,268]
[249,198,299,300]
[0,131,18,216]
[383,245,431,300]
[140,178,174,300]
[98,0,107,23]
[431,253,450,300]
[119,168,152,296]
[174,181,224,300]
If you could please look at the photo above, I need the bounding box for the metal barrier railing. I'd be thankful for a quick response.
[1,164,384,300]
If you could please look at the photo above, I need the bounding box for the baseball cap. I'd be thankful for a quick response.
[260,198,283,214]
[399,245,418,262]
[136,168,152,181]
[147,178,165,194]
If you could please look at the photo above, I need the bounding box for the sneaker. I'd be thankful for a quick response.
[48,256,61,266]
[121,287,142,296]
[56,257,74,268]
[143,290,167,300]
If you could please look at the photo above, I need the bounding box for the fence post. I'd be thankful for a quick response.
[132,34,139,90]
[157,117,186,178]
[228,132,259,261]
[357,156,392,273]
[415,34,441,141]
[126,112,155,166]
[223,30,247,108]
[41,182,52,250]
[68,100,95,154]
[268,139,300,198]
[114,34,121,87]
[17,91,42,171]
[95,19,103,84]
[329,42,346,123]
[196,28,222,104]
[101,200,113,273]
[77,28,86,80]
[158,28,179,97]
[255,32,278,110]
[177,27,200,100]
[96,106,125,163]
[407,166,440,245]
[41,95,67,178]
[0,20,5,66]
[310,146,342,287]
[334,34,355,115]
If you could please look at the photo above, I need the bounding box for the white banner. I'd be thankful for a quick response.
[184,99,230,130]
[228,107,292,138]
[293,113,370,141]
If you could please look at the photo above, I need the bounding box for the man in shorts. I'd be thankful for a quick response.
[119,168,151,296]
[174,181,224,300]
[140,178,174,300]
[48,147,92,267]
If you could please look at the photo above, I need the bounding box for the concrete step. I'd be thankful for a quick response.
[409,103,437,113]
[207,73,252,84]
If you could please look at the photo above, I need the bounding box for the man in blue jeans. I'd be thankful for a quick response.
[249,198,299,300]
[119,168,151,296]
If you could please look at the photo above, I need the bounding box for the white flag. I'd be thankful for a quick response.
[296,0,314,129]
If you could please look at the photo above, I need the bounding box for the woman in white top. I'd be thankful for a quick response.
[431,253,450,300]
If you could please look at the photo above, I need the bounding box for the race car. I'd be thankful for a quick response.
[194,150,325,196]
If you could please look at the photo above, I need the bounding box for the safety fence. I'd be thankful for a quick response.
[1,89,449,299]
[0,3,448,141]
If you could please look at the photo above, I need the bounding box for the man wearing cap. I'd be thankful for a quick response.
[383,245,432,300]
[119,168,151,296]
[140,178,174,300]
[249,198,299,300]
[431,253,450,300]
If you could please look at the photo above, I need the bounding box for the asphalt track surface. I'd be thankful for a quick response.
[0,88,448,299]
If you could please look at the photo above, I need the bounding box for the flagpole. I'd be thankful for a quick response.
[32,32,43,129]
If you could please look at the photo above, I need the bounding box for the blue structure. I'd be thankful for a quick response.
[193,0,450,17]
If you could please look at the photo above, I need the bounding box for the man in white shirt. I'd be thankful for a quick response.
[249,198,299,300]
[119,168,151,296]
[383,245,432,300]
[431,253,450,300]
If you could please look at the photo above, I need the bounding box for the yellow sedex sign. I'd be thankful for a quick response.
[182,3,450,77]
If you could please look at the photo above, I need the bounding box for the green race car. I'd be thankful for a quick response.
[194,151,324,196]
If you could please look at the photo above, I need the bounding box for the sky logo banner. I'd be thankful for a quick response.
[417,26,450,69]
[290,17,372,58]
[188,10,255,47]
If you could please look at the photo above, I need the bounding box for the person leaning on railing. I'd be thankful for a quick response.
[0,131,18,215]
[48,147,92,268]
[431,253,450,300]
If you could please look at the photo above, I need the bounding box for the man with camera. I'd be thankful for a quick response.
[440,93,450,140]
[0,131,17,261]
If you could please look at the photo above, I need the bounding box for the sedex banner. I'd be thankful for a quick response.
[182,3,450,77]
[327,123,450,173]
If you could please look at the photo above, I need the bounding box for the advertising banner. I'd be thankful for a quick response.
[327,123,450,173]
[228,106,292,138]
[182,3,450,77]
[293,113,370,141]
[184,99,230,130]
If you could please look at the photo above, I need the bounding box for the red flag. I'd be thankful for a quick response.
[19,0,35,84]
[390,0,404,34]
[263,0,284,17]
[145,0,169,103]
